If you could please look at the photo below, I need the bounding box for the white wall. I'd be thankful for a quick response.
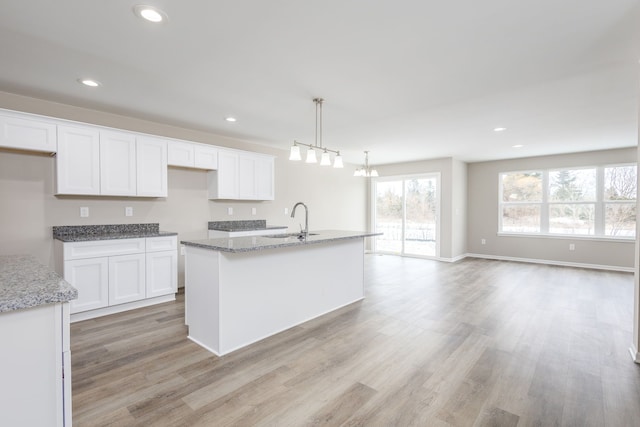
[0,91,367,285]
[467,147,636,270]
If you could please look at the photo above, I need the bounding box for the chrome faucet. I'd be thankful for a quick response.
[291,202,309,237]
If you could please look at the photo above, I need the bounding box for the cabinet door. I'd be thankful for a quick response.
[100,131,137,196]
[256,156,275,200]
[0,113,57,152]
[193,144,218,170]
[109,253,146,306]
[136,136,168,197]
[209,150,239,199]
[146,250,177,298]
[238,154,258,199]
[167,140,194,167]
[56,125,100,195]
[64,257,109,313]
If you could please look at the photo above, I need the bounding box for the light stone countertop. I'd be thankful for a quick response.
[0,255,78,313]
[181,230,381,253]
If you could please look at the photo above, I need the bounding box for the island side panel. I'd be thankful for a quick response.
[217,238,365,355]
[184,246,221,355]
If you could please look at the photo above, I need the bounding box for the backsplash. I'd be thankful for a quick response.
[208,220,266,231]
[53,223,160,238]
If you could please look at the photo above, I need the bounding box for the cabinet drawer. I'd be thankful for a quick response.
[63,238,145,260]
[146,236,177,252]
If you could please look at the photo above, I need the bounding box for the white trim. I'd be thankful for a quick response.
[466,253,634,273]
[629,343,640,363]
[440,254,468,263]
[70,294,175,322]
[188,335,221,357]
[497,232,635,243]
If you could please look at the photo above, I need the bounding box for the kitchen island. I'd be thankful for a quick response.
[181,230,379,356]
[0,255,78,426]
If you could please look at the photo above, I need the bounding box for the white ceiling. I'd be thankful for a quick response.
[0,0,638,165]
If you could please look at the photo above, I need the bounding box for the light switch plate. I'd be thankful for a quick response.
[227,207,233,215]
[284,207,289,215]
[80,207,89,218]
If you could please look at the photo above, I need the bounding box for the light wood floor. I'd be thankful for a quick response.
[71,255,640,426]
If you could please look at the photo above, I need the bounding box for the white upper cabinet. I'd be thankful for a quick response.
[193,144,218,169]
[136,136,168,197]
[238,154,258,199]
[208,149,274,200]
[0,111,57,153]
[256,155,275,200]
[3,108,271,200]
[168,139,218,170]
[56,125,101,195]
[56,125,167,197]
[100,131,137,196]
[167,140,194,167]
[208,150,239,199]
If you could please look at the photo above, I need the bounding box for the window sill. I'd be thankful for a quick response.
[497,232,635,243]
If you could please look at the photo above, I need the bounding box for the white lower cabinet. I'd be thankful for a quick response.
[109,253,146,305]
[56,236,177,320]
[146,250,178,298]
[65,257,109,313]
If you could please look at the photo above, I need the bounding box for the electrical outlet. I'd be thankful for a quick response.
[569,243,575,251]
[80,207,89,218]
[180,245,185,256]
[125,207,133,217]
[251,207,257,215]
[481,238,486,245]
[227,207,233,216]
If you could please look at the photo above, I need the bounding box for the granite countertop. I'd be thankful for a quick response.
[208,220,287,232]
[53,223,178,242]
[0,255,78,313]
[182,230,381,253]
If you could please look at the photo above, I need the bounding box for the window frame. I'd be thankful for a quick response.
[498,163,636,240]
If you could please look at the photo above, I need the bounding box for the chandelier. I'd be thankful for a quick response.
[289,98,344,168]
[353,151,378,177]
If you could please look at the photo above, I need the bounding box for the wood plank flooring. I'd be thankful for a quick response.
[71,256,640,426]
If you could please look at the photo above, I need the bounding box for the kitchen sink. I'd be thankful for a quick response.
[264,232,318,239]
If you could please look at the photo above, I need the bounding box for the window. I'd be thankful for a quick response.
[499,164,636,238]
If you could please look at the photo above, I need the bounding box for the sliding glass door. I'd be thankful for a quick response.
[373,174,440,258]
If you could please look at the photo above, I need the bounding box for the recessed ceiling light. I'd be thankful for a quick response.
[133,5,168,23]
[78,78,100,87]
[493,127,507,132]
[225,117,237,122]
[512,144,524,148]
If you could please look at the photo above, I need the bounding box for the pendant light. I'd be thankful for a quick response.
[354,151,378,177]
[289,98,344,168]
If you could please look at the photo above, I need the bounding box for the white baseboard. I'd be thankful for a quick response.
[629,343,640,363]
[70,294,176,322]
[465,253,634,273]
